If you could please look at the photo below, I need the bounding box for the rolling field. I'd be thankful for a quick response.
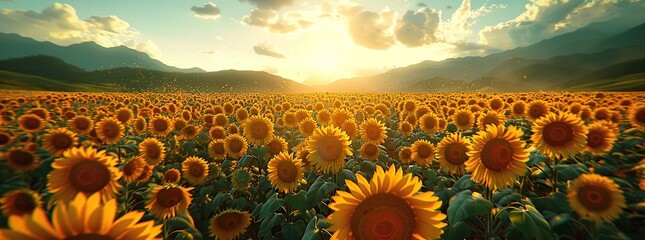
[0,91,644,240]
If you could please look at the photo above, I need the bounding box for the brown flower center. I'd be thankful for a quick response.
[75,119,90,130]
[70,160,111,193]
[250,121,269,139]
[586,130,605,149]
[23,117,41,130]
[366,125,381,140]
[229,138,244,153]
[317,136,342,162]
[217,212,244,229]
[8,193,37,215]
[53,133,73,149]
[64,234,115,240]
[636,108,645,124]
[189,163,204,177]
[351,193,416,240]
[445,143,468,165]
[481,138,513,171]
[156,187,183,208]
[577,185,611,212]
[277,161,298,183]
[101,122,120,138]
[416,144,433,159]
[542,122,574,147]
[364,144,379,157]
[153,119,168,132]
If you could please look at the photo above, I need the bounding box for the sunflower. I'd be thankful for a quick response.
[317,109,332,125]
[628,104,645,129]
[137,164,153,183]
[327,164,446,240]
[0,193,162,239]
[399,121,413,136]
[452,109,475,131]
[95,117,125,145]
[0,189,40,216]
[282,111,298,128]
[146,183,193,219]
[43,128,78,156]
[114,107,134,125]
[436,133,470,175]
[0,131,12,147]
[149,115,172,137]
[208,139,227,161]
[299,117,317,137]
[360,118,387,145]
[5,147,39,171]
[359,143,380,161]
[224,134,248,159]
[466,124,529,190]
[268,151,305,193]
[163,168,181,183]
[139,138,166,166]
[214,113,229,127]
[584,121,617,155]
[398,146,413,164]
[531,112,587,159]
[182,156,209,184]
[18,114,45,133]
[243,115,274,145]
[527,100,550,121]
[133,116,147,133]
[477,111,505,131]
[331,108,354,127]
[567,173,626,222]
[419,113,440,134]
[341,119,359,140]
[230,169,251,190]
[266,135,288,156]
[306,125,353,174]
[209,126,227,140]
[180,125,200,140]
[210,209,252,240]
[68,115,94,134]
[411,139,435,166]
[510,100,527,118]
[235,108,249,122]
[122,157,146,183]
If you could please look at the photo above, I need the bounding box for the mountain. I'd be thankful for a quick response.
[0,55,310,93]
[322,20,645,92]
[0,33,204,73]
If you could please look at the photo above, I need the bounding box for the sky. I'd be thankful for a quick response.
[0,0,643,85]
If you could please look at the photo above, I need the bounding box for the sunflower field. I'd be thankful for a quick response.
[0,90,644,240]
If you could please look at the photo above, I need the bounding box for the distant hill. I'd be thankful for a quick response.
[0,56,311,93]
[0,33,204,73]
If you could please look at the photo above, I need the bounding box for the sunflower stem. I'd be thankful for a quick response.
[163,218,168,239]
[486,187,493,239]
[553,157,559,192]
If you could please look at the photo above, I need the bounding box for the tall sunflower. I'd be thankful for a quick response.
[95,117,125,144]
[209,126,227,140]
[182,156,209,184]
[411,139,435,166]
[47,147,122,202]
[341,119,358,140]
[399,121,413,136]
[360,118,387,145]
[628,104,645,129]
[122,157,146,183]
[327,164,446,239]
[531,112,587,159]
[5,147,39,171]
[132,116,147,133]
[306,125,353,174]
[18,114,45,133]
[0,189,40,216]
[567,173,626,222]
[359,143,380,161]
[466,124,529,190]
[243,115,274,145]
[149,115,173,137]
[146,183,193,219]
[436,133,470,175]
[0,193,162,239]
[419,113,440,134]
[398,146,413,164]
[298,117,317,137]
[526,100,550,121]
[266,135,288,157]
[477,111,505,131]
[267,151,305,194]
[162,168,181,183]
[43,128,78,156]
[452,109,475,131]
[208,139,227,160]
[584,121,617,155]
[68,115,94,134]
[139,138,166,166]
[224,134,248,159]
[210,209,252,240]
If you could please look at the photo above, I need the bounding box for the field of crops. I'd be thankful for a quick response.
[0,91,643,240]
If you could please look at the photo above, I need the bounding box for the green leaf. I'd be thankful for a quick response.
[447,190,493,225]
[286,191,309,213]
[259,213,286,239]
[531,192,572,214]
[306,177,337,209]
[342,169,357,183]
[493,188,522,206]
[554,164,589,181]
[527,150,547,166]
[442,221,473,240]
[261,193,285,221]
[166,216,193,231]
[282,221,306,239]
[230,197,248,210]
[509,205,554,240]
[302,216,319,240]
[452,174,474,189]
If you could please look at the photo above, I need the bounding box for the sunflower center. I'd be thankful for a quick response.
[317,136,343,162]
[154,120,168,131]
[400,149,411,160]
[513,104,525,114]
[213,142,226,154]
[456,114,470,126]
[9,150,35,166]
[53,134,73,148]
[542,122,574,147]
[24,117,41,130]
[250,122,268,139]
[351,193,416,240]
[636,108,645,123]
[302,122,315,134]
[401,123,412,132]
[423,117,437,129]
[156,187,183,208]
[10,193,37,214]
[217,212,243,229]
[190,163,204,177]
[364,144,379,156]
[417,144,433,159]
[277,161,298,183]
[530,105,544,117]
[366,126,380,140]
[481,138,513,171]
[146,145,161,159]
[123,160,138,176]
[268,141,283,155]
[586,131,605,148]
[445,143,467,165]
[75,119,90,130]
[102,123,119,138]
[577,185,611,212]
[64,233,114,240]
[69,160,111,193]
[483,116,498,126]
[229,139,244,153]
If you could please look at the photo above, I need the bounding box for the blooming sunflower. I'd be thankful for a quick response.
[136,164,153,183]
[0,131,12,147]
[266,135,288,157]
[43,128,78,156]
[18,114,45,133]
[267,151,305,194]
[68,115,94,134]
[139,138,166,166]
[584,121,617,155]
[0,189,40,216]
[114,107,134,125]
[224,134,248,159]
[327,164,446,240]
[567,173,626,222]
[466,124,529,190]
[162,168,181,183]
[5,147,39,171]
[628,104,645,129]
[436,133,470,175]
[208,139,227,160]
[243,115,274,146]
[419,113,440,134]
[95,117,125,145]
[341,119,359,140]
[180,125,200,140]
[477,111,505,131]
[133,116,147,133]
[298,117,317,137]
[399,121,413,136]
[210,209,252,240]
[209,126,227,140]
[122,157,146,183]
[510,100,527,118]
[306,125,353,174]
[331,108,354,127]
[411,139,435,166]
[146,183,193,219]
[182,156,209,184]
[398,146,413,164]
[149,115,172,137]
[47,147,122,202]
[452,109,475,131]
[526,100,550,121]
[0,193,162,239]
[230,169,252,190]
[531,112,587,159]
[317,109,332,125]
[359,143,380,161]
[360,118,387,145]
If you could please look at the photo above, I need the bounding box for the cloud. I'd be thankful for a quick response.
[242,8,313,33]
[479,0,644,49]
[201,50,216,55]
[395,8,441,47]
[239,0,295,10]
[0,3,161,58]
[191,2,221,20]
[346,8,397,50]
[253,41,286,58]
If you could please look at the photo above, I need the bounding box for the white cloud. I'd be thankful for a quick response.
[0,3,161,58]
[345,8,397,50]
[239,0,295,10]
[242,8,313,33]
[395,8,441,47]
[191,2,221,20]
[253,41,286,58]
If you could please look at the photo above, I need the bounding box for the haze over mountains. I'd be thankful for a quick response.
[0,19,644,93]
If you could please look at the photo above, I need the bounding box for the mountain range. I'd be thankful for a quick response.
[0,19,644,93]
